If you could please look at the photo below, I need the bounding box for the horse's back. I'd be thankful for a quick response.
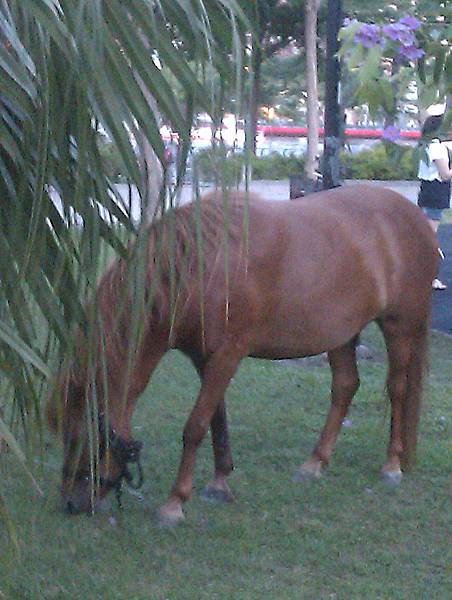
[249,184,437,278]
[177,186,438,358]
[226,186,437,356]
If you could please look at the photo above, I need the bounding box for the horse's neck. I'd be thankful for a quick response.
[100,340,165,439]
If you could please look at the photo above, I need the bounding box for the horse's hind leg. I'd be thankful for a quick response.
[295,340,359,481]
[378,318,426,485]
[200,400,235,503]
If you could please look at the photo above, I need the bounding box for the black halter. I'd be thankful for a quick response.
[64,417,144,510]
[98,417,144,508]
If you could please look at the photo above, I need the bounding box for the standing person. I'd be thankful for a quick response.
[417,104,452,290]
[166,134,179,186]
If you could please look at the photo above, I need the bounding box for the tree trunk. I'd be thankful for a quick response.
[323,0,342,190]
[135,32,164,224]
[136,83,164,225]
[246,42,263,157]
[304,0,321,182]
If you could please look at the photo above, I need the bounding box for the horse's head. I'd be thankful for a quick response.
[46,370,143,514]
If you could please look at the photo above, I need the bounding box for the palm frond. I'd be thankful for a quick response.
[0,0,250,535]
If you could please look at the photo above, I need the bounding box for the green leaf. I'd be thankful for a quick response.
[0,416,44,497]
[0,321,50,378]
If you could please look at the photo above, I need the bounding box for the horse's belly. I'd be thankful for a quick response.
[248,295,374,359]
[249,324,355,359]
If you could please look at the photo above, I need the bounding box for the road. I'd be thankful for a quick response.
[113,179,419,221]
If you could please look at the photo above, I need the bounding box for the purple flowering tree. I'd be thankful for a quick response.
[340,11,451,144]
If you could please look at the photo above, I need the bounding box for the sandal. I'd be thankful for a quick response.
[432,278,447,290]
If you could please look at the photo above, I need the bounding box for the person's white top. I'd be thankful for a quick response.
[417,139,449,181]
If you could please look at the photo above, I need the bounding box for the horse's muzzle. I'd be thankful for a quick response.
[62,479,112,515]
[62,490,93,515]
[64,498,82,515]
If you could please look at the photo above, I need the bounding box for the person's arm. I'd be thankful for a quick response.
[433,158,452,181]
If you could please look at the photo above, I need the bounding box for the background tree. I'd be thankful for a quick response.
[245,0,306,154]
[340,1,451,131]
[259,53,307,121]
[304,0,322,181]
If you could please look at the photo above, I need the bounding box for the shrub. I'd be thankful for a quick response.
[192,146,243,186]
[340,143,417,180]
[192,150,305,182]
[99,140,418,184]
[251,152,305,180]
[193,144,416,183]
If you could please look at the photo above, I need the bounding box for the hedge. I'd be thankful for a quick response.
[340,143,417,181]
[99,141,418,183]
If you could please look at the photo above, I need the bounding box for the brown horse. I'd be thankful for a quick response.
[47,184,438,525]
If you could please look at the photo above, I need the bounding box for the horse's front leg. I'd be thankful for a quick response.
[190,357,235,504]
[158,342,244,526]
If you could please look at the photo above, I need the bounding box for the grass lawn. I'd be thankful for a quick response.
[1,325,451,600]
[441,208,452,224]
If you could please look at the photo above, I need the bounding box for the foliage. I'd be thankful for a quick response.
[102,141,419,183]
[1,324,451,598]
[260,54,309,122]
[340,144,417,181]
[339,16,424,124]
[97,140,129,184]
[246,0,306,55]
[193,146,244,186]
[181,149,306,183]
[0,0,250,536]
[251,152,305,180]
[339,4,451,135]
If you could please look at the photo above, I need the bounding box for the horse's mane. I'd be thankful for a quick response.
[99,189,252,313]
[47,191,254,428]
[147,190,253,277]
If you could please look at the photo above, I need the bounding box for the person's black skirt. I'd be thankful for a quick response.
[418,179,451,210]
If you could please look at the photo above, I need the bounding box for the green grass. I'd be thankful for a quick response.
[441,208,452,224]
[1,325,451,600]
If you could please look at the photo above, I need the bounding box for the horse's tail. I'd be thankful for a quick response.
[401,327,429,470]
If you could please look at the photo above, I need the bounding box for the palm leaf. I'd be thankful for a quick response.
[0,0,250,539]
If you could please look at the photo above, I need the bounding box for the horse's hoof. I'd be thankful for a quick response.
[293,467,321,484]
[156,505,185,528]
[200,484,234,504]
[381,470,403,486]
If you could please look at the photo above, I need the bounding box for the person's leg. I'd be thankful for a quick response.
[422,208,447,289]
[427,218,440,233]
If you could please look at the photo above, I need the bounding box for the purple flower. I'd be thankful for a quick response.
[343,17,358,28]
[382,126,401,143]
[398,45,425,61]
[355,24,383,48]
[383,22,416,47]
[399,16,421,30]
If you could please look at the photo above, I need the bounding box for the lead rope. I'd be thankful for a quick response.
[97,416,144,510]
[115,458,144,509]
[110,439,144,509]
